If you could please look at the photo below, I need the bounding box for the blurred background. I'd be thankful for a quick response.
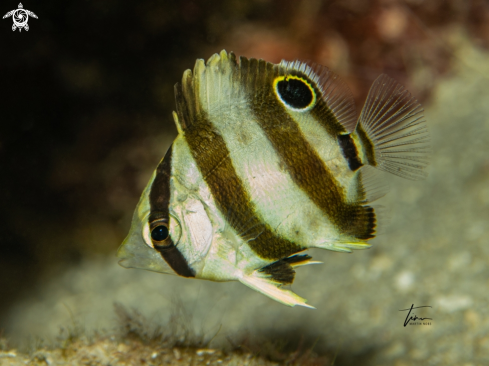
[1,0,489,364]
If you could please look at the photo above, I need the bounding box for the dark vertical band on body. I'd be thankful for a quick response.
[175,73,304,260]
[149,145,195,277]
[337,134,363,171]
[355,125,377,166]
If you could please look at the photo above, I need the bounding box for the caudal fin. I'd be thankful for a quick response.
[356,75,430,180]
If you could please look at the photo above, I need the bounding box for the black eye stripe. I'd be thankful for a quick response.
[149,145,173,217]
[148,144,195,278]
[276,77,315,109]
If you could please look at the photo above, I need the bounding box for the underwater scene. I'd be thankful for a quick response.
[1,0,489,365]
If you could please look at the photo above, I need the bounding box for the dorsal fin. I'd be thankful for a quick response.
[279,60,357,132]
[174,50,239,132]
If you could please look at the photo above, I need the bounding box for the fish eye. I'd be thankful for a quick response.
[274,76,316,110]
[151,224,169,242]
[149,219,172,248]
[142,213,181,249]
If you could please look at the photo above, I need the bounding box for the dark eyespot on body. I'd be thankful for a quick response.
[276,77,315,109]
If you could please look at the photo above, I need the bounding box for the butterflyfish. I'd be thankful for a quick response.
[117,50,429,308]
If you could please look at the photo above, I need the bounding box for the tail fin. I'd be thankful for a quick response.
[356,75,430,180]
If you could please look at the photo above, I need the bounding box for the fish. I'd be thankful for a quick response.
[117,50,429,308]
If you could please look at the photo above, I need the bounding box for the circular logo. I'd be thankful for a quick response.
[3,3,38,32]
[12,9,28,28]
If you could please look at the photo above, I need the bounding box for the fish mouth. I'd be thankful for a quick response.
[117,258,132,269]
[116,238,136,268]
[116,233,177,275]
[116,249,133,268]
